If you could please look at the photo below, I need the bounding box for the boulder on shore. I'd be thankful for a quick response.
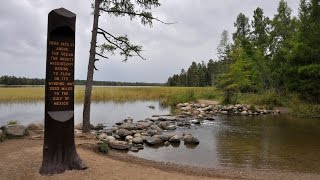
[5,125,26,137]
[27,123,44,131]
[93,123,105,130]
[74,123,94,130]
[108,140,130,150]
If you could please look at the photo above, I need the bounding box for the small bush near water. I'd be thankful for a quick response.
[98,142,109,154]
[7,120,18,125]
[249,90,283,109]
[289,96,320,119]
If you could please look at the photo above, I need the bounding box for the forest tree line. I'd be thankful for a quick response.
[0,75,162,86]
[167,0,320,103]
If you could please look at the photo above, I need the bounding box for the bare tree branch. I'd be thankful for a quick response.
[95,52,109,59]
[97,29,146,60]
[94,64,98,71]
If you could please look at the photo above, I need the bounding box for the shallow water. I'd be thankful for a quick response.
[129,115,320,174]
[0,101,170,126]
[1,102,320,174]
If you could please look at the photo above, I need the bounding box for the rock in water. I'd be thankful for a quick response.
[108,140,130,150]
[164,141,170,146]
[125,135,133,142]
[221,111,228,115]
[136,121,152,130]
[165,125,177,130]
[130,146,139,152]
[135,144,144,150]
[145,137,163,145]
[155,134,175,141]
[123,117,133,123]
[116,129,132,138]
[5,125,26,137]
[169,135,181,143]
[150,125,162,132]
[147,129,158,136]
[93,123,104,130]
[132,137,143,144]
[183,135,200,145]
[119,123,137,130]
[241,111,248,116]
[103,129,113,136]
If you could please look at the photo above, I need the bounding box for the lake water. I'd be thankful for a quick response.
[0,101,170,126]
[130,115,320,174]
[1,102,320,174]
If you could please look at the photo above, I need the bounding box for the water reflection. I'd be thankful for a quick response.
[216,115,320,172]
[130,115,320,173]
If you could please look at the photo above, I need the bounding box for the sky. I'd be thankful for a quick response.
[0,0,300,83]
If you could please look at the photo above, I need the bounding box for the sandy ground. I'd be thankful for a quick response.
[0,137,227,180]
[1,136,319,180]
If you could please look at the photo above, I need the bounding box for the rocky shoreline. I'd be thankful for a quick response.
[176,102,280,118]
[0,102,281,153]
[90,102,281,152]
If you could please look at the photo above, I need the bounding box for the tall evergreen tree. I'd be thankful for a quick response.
[187,62,199,87]
[287,0,320,102]
[269,0,295,90]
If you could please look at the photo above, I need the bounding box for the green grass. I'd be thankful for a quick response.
[1,86,319,118]
[0,86,223,105]
[289,95,320,119]
[0,87,44,102]
[237,90,284,109]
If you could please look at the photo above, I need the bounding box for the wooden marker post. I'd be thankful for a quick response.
[39,8,86,175]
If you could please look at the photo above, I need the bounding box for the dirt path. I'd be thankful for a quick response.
[0,138,226,180]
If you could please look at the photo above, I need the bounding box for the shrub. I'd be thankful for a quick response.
[289,96,320,119]
[7,120,18,125]
[98,142,109,154]
[250,90,282,108]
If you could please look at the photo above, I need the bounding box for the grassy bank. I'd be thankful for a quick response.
[1,86,318,118]
[0,86,223,105]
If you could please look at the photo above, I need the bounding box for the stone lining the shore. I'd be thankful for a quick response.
[94,115,201,152]
[1,102,279,152]
[176,102,280,119]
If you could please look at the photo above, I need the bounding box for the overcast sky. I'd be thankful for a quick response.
[0,0,299,83]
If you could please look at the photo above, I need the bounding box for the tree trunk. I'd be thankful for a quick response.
[82,0,101,133]
[40,8,86,175]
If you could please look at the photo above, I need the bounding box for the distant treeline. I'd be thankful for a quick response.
[0,75,163,86]
[167,60,226,87]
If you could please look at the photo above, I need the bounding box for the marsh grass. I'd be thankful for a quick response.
[0,86,223,105]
